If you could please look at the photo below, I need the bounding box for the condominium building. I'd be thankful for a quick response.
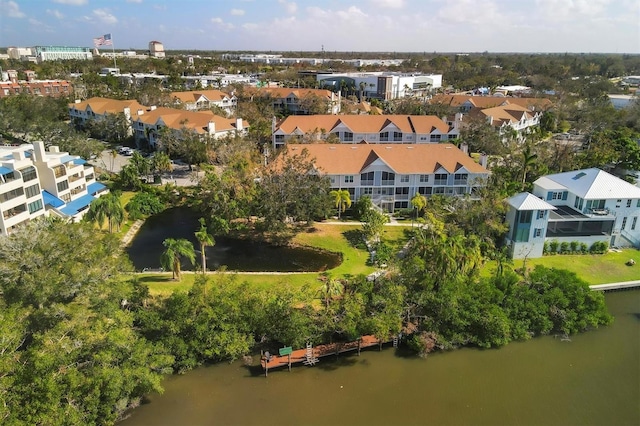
[277,143,489,212]
[170,90,237,114]
[0,142,107,236]
[34,46,93,62]
[316,72,443,100]
[243,87,341,115]
[272,114,460,149]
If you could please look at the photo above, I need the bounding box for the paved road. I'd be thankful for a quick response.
[94,149,203,187]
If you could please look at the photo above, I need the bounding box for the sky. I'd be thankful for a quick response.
[0,0,639,53]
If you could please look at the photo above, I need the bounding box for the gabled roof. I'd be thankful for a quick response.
[133,107,242,134]
[170,89,233,103]
[69,97,146,116]
[275,115,451,135]
[534,168,640,200]
[430,94,552,110]
[245,87,334,100]
[508,192,557,210]
[277,143,488,175]
[476,104,536,127]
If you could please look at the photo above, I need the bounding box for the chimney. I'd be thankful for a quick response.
[137,109,144,116]
[8,70,18,84]
[150,105,157,111]
[479,153,488,169]
[460,143,468,155]
[235,117,243,132]
[454,112,463,129]
[33,141,46,162]
[75,99,81,103]
[207,121,216,135]
[49,146,60,153]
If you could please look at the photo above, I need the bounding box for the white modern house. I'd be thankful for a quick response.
[272,115,460,149]
[506,168,640,258]
[277,143,489,212]
[0,142,107,236]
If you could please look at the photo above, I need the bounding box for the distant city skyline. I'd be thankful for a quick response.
[0,0,638,54]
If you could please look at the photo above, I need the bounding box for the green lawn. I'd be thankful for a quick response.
[513,249,640,285]
[141,223,412,296]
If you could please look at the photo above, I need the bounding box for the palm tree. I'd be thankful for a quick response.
[194,217,214,274]
[411,193,427,222]
[85,193,124,233]
[318,276,344,308]
[160,238,196,281]
[329,189,351,220]
[521,144,538,191]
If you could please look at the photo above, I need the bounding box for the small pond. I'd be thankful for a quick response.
[126,207,341,272]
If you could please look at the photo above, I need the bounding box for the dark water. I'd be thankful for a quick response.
[121,291,639,426]
[126,208,341,272]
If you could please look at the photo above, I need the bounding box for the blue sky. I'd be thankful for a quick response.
[1,0,638,53]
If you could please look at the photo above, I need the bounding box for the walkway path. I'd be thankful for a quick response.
[121,219,144,247]
[589,280,640,291]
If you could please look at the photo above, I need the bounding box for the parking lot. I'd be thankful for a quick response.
[94,149,203,187]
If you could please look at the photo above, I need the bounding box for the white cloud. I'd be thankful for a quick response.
[3,0,25,18]
[53,0,88,5]
[230,8,245,16]
[46,9,64,19]
[536,0,612,21]
[126,0,143,3]
[370,0,405,8]
[93,8,118,25]
[211,17,235,30]
[436,0,504,25]
[279,0,297,15]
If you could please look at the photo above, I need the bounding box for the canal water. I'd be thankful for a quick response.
[121,291,639,426]
[126,208,341,272]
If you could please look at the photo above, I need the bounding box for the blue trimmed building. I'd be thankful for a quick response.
[0,142,107,236]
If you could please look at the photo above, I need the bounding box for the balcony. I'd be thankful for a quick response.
[3,204,27,220]
[433,179,447,186]
[361,180,374,186]
[453,179,468,186]
[381,180,395,186]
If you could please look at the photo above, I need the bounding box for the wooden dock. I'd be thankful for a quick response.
[260,335,387,376]
[590,280,640,292]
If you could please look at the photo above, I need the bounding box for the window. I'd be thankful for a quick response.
[537,210,545,219]
[454,173,468,184]
[519,211,532,224]
[360,172,374,185]
[574,196,584,211]
[616,199,621,208]
[379,131,389,141]
[434,173,447,184]
[25,184,40,198]
[28,199,43,214]
[395,187,409,195]
[362,187,373,195]
[61,193,71,203]
[20,166,37,182]
[547,191,568,201]
[344,132,353,142]
[621,217,627,230]
[430,134,441,142]
[393,131,403,141]
[418,187,432,195]
[534,228,542,237]
[632,217,637,230]
[344,175,354,183]
[627,199,632,208]
[637,200,640,207]
[381,171,395,184]
[400,175,409,183]
[419,174,429,183]
[57,180,69,192]
[0,187,24,202]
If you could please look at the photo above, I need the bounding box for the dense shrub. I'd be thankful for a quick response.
[560,241,570,254]
[549,240,559,254]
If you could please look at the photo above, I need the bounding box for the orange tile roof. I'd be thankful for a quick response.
[431,94,552,110]
[135,107,239,133]
[280,143,487,175]
[476,104,536,126]
[245,87,334,100]
[276,115,450,134]
[170,89,233,103]
[69,97,147,116]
